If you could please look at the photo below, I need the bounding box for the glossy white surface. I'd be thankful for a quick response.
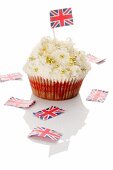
[0,0,113,170]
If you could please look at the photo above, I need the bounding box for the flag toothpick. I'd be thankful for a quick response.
[50,8,74,39]
[52,28,56,39]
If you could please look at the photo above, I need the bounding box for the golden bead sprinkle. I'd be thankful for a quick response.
[53,64,59,69]
[29,56,36,61]
[61,69,66,74]
[69,57,76,65]
[34,67,38,72]
[46,56,55,64]
[60,54,64,58]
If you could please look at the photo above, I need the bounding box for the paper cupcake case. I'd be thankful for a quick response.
[28,76,83,100]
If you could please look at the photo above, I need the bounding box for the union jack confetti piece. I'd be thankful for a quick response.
[28,127,62,142]
[0,72,22,82]
[86,89,108,103]
[33,106,65,120]
[87,54,106,64]
[50,8,74,28]
[5,97,36,108]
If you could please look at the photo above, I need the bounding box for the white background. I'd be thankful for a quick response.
[0,0,113,170]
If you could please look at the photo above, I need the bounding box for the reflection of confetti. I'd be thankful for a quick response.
[5,97,36,108]
[28,127,62,142]
[86,89,108,103]
[87,54,106,64]
[33,106,65,120]
[0,72,22,82]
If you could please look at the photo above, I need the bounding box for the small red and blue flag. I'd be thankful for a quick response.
[33,106,65,120]
[50,8,74,28]
[86,89,108,103]
[28,127,62,142]
[5,97,36,108]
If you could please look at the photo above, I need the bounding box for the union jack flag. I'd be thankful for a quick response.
[5,97,36,108]
[86,89,108,103]
[87,54,106,64]
[50,8,74,28]
[28,127,62,142]
[0,72,22,82]
[33,106,65,120]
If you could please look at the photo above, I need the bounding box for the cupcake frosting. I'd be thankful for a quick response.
[23,37,91,82]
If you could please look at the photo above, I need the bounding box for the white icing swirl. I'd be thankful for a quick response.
[23,37,91,82]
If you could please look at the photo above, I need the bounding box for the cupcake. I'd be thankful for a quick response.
[23,37,91,100]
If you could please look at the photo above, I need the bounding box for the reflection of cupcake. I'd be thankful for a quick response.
[23,37,90,100]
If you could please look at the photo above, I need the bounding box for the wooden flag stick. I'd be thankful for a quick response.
[52,28,56,39]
